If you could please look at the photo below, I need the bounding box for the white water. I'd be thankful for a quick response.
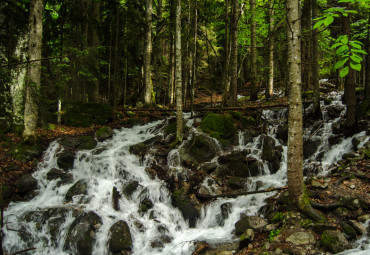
[3,93,369,254]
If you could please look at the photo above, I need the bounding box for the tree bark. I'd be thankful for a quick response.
[229,0,239,106]
[311,0,321,119]
[266,0,275,100]
[23,0,44,143]
[144,0,153,105]
[250,0,258,101]
[222,0,230,107]
[175,0,183,141]
[190,0,197,118]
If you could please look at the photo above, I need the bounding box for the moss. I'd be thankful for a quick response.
[241,116,256,127]
[172,189,187,207]
[321,231,339,247]
[169,137,180,150]
[271,212,285,223]
[238,96,250,101]
[300,219,313,228]
[48,123,56,130]
[200,113,236,143]
[96,127,110,138]
[229,111,242,120]
[364,150,370,159]
[324,98,333,105]
[10,142,43,162]
[165,122,177,134]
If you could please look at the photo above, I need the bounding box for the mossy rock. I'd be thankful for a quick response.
[64,102,113,127]
[65,179,88,201]
[200,113,237,143]
[340,221,357,240]
[240,116,257,128]
[271,212,285,224]
[10,143,44,163]
[60,136,97,150]
[123,181,139,197]
[321,230,349,253]
[229,111,242,120]
[109,220,132,253]
[95,126,113,142]
[179,134,219,165]
[364,150,370,159]
[16,174,38,193]
[171,189,198,227]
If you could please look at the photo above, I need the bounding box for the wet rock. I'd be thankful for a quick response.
[64,211,102,255]
[60,136,97,150]
[239,229,254,249]
[123,180,139,197]
[193,241,210,255]
[143,135,163,145]
[129,142,147,157]
[235,215,267,235]
[286,231,315,245]
[10,143,44,163]
[2,185,13,200]
[108,220,132,253]
[328,135,343,146]
[352,136,368,151]
[57,150,75,171]
[112,186,121,211]
[348,220,366,235]
[220,203,232,225]
[327,104,344,119]
[199,178,222,196]
[65,179,88,201]
[303,138,321,159]
[311,179,328,189]
[276,124,288,143]
[179,134,219,165]
[46,168,73,185]
[199,113,237,144]
[332,121,345,134]
[95,126,113,142]
[227,177,249,190]
[198,162,218,174]
[218,150,249,164]
[320,230,350,253]
[358,214,370,223]
[309,223,336,235]
[140,198,154,213]
[212,165,228,177]
[261,135,282,174]
[16,174,38,193]
[172,189,198,228]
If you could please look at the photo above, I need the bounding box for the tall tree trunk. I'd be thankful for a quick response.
[190,0,197,118]
[144,0,153,105]
[343,13,357,135]
[364,13,370,102]
[168,0,175,105]
[113,0,120,108]
[154,0,163,104]
[23,0,44,143]
[175,0,183,141]
[229,0,239,106]
[286,0,306,210]
[311,0,321,119]
[250,0,258,101]
[301,0,312,92]
[222,0,230,107]
[266,0,274,100]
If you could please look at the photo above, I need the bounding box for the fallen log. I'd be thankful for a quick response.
[198,186,287,200]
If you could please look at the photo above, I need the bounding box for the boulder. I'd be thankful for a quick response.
[60,136,97,150]
[140,198,154,213]
[261,135,282,174]
[327,104,344,119]
[348,220,366,235]
[340,221,357,240]
[328,135,343,146]
[64,211,102,255]
[303,138,321,159]
[235,215,267,235]
[332,121,345,134]
[218,150,249,164]
[276,124,288,143]
[227,177,250,190]
[179,134,219,165]
[108,220,132,253]
[286,231,315,245]
[10,143,44,163]
[65,179,88,201]
[239,229,254,249]
[129,142,148,157]
[198,162,218,174]
[95,126,114,142]
[16,174,38,193]
[352,136,368,151]
[123,180,139,197]
[46,168,73,185]
[172,189,198,227]
[57,150,75,171]
[200,113,237,144]
[320,230,350,254]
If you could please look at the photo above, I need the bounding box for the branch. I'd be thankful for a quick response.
[198,186,287,200]
[11,247,36,255]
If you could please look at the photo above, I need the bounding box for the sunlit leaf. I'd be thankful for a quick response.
[340,36,348,45]
[336,45,349,55]
[350,61,361,71]
[334,57,349,70]
[340,66,349,77]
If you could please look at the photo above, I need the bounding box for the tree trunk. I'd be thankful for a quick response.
[266,0,274,100]
[222,0,230,107]
[113,0,120,107]
[23,0,44,143]
[286,0,306,211]
[364,13,370,101]
[190,0,197,118]
[144,0,153,105]
[301,0,312,92]
[311,0,321,119]
[250,0,258,101]
[229,0,239,106]
[175,0,183,141]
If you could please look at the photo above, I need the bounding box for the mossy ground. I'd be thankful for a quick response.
[200,113,236,143]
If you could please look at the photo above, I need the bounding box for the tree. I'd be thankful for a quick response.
[229,0,239,106]
[311,0,321,119]
[266,0,275,100]
[222,0,230,107]
[144,0,153,105]
[250,0,258,101]
[23,0,44,143]
[175,0,183,141]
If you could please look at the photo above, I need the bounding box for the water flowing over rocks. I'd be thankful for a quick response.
[179,134,219,165]
[108,220,133,254]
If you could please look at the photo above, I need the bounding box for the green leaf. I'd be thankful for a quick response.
[313,20,325,29]
[352,49,368,55]
[330,43,342,49]
[338,0,354,2]
[349,42,361,49]
[351,54,363,63]
[340,66,349,77]
[341,36,348,45]
[336,45,349,55]
[323,16,335,27]
[350,61,361,71]
[334,57,349,70]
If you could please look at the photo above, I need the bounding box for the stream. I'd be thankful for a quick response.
[3,92,369,254]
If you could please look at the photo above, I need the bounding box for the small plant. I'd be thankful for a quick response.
[268,228,281,242]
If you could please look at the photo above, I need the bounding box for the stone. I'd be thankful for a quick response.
[140,198,154,213]
[321,230,350,254]
[172,189,198,228]
[327,104,344,119]
[328,135,343,146]
[348,220,366,235]
[129,142,148,158]
[311,179,328,189]
[276,124,288,143]
[65,179,88,201]
[95,126,114,142]
[352,136,368,151]
[179,134,219,165]
[108,220,132,253]
[16,174,38,193]
[286,231,315,245]
[218,150,249,164]
[200,113,237,144]
[309,223,336,235]
[261,135,282,174]
[123,180,139,197]
[60,136,97,150]
[303,138,321,159]
[46,168,73,185]
[10,143,44,163]
[64,211,102,255]
[57,150,75,171]
[227,177,250,190]
[234,215,267,235]
[332,121,345,134]
[198,162,218,174]
[239,229,254,249]
[358,214,370,223]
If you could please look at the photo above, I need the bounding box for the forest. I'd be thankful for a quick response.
[0,0,370,254]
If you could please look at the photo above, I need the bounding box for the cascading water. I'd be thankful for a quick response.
[3,92,369,254]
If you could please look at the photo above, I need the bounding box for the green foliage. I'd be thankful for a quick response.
[271,212,285,223]
[268,228,281,242]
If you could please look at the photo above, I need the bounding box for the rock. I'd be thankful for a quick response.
[235,215,267,235]
[348,220,366,235]
[309,223,336,235]
[239,229,254,249]
[332,121,345,134]
[198,162,218,174]
[123,180,139,197]
[46,168,73,185]
[303,138,321,159]
[342,152,355,160]
[140,198,154,213]
[95,126,114,142]
[218,150,249,164]
[321,230,350,254]
[358,214,370,223]
[172,189,198,228]
[64,211,102,255]
[276,124,288,143]
[108,220,132,253]
[57,150,75,171]
[193,241,210,255]
[2,185,13,199]
[220,203,232,226]
[60,136,97,150]
[327,104,344,119]
[286,231,315,245]
[311,179,328,189]
[129,142,148,158]
[261,135,282,174]
[16,174,38,193]
[264,224,278,232]
[200,113,237,144]
[199,178,223,196]
[112,187,121,211]
[10,143,44,163]
[227,177,250,190]
[352,136,368,151]
[179,134,219,165]
[3,164,20,172]
[65,179,88,201]
[328,135,343,146]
